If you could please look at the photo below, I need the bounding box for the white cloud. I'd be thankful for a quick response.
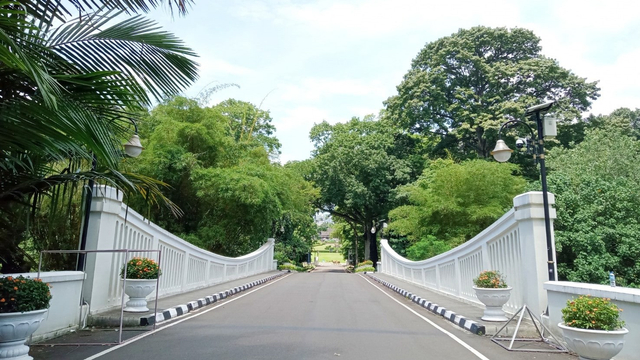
[276,0,521,37]
[275,106,332,131]
[278,78,388,102]
[589,48,640,115]
[198,57,255,77]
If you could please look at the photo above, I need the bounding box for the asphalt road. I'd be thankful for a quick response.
[42,268,576,360]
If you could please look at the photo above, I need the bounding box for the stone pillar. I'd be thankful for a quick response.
[82,185,124,313]
[513,191,557,316]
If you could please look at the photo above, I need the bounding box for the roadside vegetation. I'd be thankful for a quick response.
[3,10,638,288]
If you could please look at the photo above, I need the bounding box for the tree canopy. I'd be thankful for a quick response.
[388,158,525,257]
[546,119,640,287]
[126,97,318,258]
[384,26,600,160]
[308,116,418,265]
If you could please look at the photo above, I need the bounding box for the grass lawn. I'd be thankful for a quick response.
[313,243,344,263]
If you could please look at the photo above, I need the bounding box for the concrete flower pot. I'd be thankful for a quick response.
[0,309,47,360]
[473,286,512,321]
[121,278,157,313]
[558,322,628,360]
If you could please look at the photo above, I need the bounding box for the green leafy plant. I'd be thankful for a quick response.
[355,266,375,273]
[0,276,52,313]
[473,270,508,288]
[561,295,625,331]
[121,257,161,279]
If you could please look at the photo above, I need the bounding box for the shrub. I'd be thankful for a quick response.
[473,270,507,288]
[357,260,373,267]
[121,257,161,279]
[355,266,375,273]
[561,295,625,331]
[0,276,52,313]
[278,264,309,272]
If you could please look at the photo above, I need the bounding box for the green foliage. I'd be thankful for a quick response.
[357,260,373,267]
[125,97,318,258]
[211,99,281,157]
[120,257,161,279]
[277,263,313,272]
[405,236,451,261]
[0,276,51,313]
[546,125,640,287]
[473,270,508,288]
[384,26,599,161]
[561,295,624,331]
[355,266,375,273]
[0,2,197,271]
[309,116,419,264]
[389,159,524,252]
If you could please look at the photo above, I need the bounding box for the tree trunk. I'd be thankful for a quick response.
[363,233,370,261]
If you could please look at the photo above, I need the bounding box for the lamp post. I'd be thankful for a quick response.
[76,122,144,271]
[491,101,557,282]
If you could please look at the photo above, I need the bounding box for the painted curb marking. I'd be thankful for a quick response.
[365,274,486,335]
[139,272,286,326]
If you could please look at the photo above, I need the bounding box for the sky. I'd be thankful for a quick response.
[148,0,640,164]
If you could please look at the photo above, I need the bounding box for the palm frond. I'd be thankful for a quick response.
[48,9,198,103]
[0,3,63,107]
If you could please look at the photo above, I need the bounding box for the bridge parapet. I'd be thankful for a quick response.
[82,185,276,314]
[380,191,557,316]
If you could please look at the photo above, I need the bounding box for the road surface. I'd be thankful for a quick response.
[55,269,575,360]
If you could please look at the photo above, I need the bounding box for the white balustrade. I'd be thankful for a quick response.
[82,186,277,314]
[380,191,557,316]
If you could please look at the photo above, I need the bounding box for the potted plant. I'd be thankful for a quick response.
[121,257,161,313]
[0,275,51,360]
[558,295,627,360]
[472,270,512,321]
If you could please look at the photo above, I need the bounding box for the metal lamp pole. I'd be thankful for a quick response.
[76,122,144,271]
[491,102,556,282]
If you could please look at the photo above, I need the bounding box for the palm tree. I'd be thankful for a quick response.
[0,0,199,271]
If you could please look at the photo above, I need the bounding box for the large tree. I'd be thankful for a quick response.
[309,116,416,266]
[546,120,640,287]
[384,26,600,161]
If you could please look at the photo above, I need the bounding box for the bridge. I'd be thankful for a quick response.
[9,186,640,360]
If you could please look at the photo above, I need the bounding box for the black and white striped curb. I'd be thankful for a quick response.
[365,274,486,335]
[140,272,286,326]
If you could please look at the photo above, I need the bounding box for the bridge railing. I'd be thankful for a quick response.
[82,186,276,314]
[380,191,557,316]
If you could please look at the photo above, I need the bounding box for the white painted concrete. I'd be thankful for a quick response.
[380,191,557,316]
[545,281,640,360]
[2,271,85,342]
[82,185,277,314]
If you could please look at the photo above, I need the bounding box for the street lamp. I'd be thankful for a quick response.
[491,101,557,282]
[76,122,143,271]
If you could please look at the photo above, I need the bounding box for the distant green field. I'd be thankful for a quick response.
[313,242,344,263]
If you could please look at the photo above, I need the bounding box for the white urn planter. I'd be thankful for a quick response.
[0,309,47,360]
[122,278,157,313]
[558,323,628,360]
[473,286,512,321]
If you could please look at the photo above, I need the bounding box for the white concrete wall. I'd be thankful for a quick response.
[83,185,277,314]
[544,281,640,360]
[380,191,557,316]
[1,271,85,342]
